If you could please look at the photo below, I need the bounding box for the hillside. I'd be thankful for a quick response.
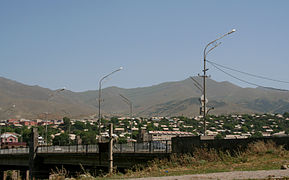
[0,77,95,119]
[0,76,289,119]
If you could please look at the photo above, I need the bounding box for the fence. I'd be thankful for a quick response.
[114,141,171,153]
[37,144,99,153]
[0,147,29,154]
[0,140,171,154]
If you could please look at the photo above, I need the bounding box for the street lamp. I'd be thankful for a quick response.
[201,29,236,136]
[45,88,66,145]
[98,67,123,137]
[119,94,133,139]
[206,107,214,116]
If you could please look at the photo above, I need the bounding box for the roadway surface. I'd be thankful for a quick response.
[128,169,289,180]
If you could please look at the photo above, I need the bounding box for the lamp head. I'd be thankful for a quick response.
[228,29,236,34]
[119,67,123,70]
[57,87,66,92]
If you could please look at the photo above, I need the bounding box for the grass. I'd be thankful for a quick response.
[51,141,289,179]
[107,141,289,179]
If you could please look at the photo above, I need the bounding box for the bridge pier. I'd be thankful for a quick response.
[0,170,23,180]
[29,128,38,180]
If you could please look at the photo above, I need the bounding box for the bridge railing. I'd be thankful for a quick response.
[37,144,99,153]
[0,147,29,154]
[0,141,171,154]
[114,140,171,153]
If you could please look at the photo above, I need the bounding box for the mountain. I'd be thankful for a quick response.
[0,77,95,119]
[78,78,289,117]
[0,76,289,119]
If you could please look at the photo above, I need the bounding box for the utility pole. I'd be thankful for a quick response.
[200,29,236,136]
[46,88,65,145]
[108,123,113,174]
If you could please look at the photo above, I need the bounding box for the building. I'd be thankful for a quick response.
[0,132,26,149]
[1,132,19,143]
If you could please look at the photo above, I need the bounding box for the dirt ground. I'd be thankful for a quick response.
[128,169,289,180]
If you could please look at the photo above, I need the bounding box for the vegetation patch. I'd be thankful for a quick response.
[107,141,289,179]
[50,141,289,179]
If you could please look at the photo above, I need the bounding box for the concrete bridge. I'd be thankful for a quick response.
[0,141,171,179]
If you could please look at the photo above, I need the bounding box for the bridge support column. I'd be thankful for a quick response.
[19,170,29,180]
[11,170,20,180]
[2,171,7,180]
[29,128,38,180]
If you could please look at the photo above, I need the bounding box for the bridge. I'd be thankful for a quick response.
[0,141,171,179]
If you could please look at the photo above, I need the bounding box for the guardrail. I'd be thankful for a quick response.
[0,141,171,154]
[37,144,99,153]
[114,141,171,153]
[0,147,29,154]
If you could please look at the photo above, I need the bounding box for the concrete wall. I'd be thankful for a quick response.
[172,136,289,154]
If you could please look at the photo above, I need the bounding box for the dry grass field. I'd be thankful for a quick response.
[50,141,289,179]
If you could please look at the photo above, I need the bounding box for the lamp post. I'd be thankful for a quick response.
[119,94,133,139]
[98,67,123,137]
[201,29,236,136]
[45,88,66,145]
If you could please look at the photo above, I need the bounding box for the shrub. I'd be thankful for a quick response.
[246,141,283,155]
[193,148,220,162]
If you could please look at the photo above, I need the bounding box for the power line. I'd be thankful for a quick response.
[207,60,289,84]
[207,61,289,92]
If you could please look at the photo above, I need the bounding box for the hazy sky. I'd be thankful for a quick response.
[1,1,289,92]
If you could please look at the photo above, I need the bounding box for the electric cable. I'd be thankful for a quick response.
[207,60,289,84]
[207,61,289,92]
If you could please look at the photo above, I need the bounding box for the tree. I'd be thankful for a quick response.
[283,112,289,118]
[118,137,127,144]
[80,131,97,144]
[52,133,70,145]
[22,128,32,143]
[251,131,263,138]
[132,131,138,140]
[62,117,71,132]
[74,121,85,131]
[215,134,223,139]
[241,126,248,133]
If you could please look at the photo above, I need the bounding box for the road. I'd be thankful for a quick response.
[129,169,289,180]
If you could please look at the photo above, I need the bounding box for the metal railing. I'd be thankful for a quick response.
[0,147,29,154]
[37,144,99,153]
[0,141,171,154]
[114,141,171,153]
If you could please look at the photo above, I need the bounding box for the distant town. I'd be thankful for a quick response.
[1,112,289,148]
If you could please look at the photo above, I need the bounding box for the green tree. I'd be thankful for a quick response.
[22,128,32,143]
[80,131,97,144]
[132,131,138,139]
[74,121,85,130]
[215,134,223,139]
[241,126,248,133]
[53,133,70,145]
[251,131,263,138]
[283,112,289,118]
[118,137,127,144]
[62,117,71,132]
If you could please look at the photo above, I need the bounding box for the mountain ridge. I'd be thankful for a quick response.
[0,76,288,119]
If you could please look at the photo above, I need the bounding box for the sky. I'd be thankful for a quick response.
[1,0,289,92]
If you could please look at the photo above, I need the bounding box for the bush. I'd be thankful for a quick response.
[193,148,220,162]
[246,141,283,155]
